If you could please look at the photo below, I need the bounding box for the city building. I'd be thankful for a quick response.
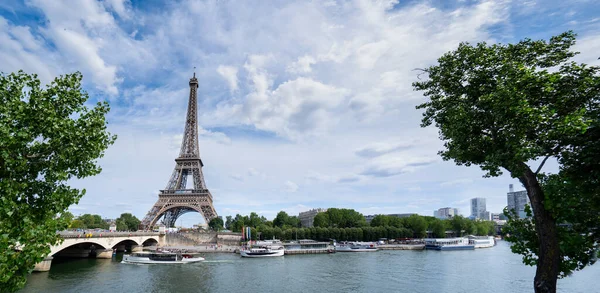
[483,211,492,221]
[299,208,327,227]
[491,213,501,222]
[433,207,460,219]
[507,184,531,218]
[470,197,488,220]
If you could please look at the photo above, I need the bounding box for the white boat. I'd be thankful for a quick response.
[122,251,204,264]
[468,236,496,248]
[240,246,285,257]
[424,237,475,251]
[335,242,378,252]
[240,239,285,258]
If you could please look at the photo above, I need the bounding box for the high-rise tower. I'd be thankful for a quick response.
[139,73,218,229]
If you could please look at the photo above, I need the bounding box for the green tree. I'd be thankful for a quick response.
[413,31,599,293]
[208,217,224,231]
[70,219,85,229]
[312,212,329,228]
[450,216,468,237]
[116,213,140,231]
[79,214,108,229]
[248,212,263,228]
[0,71,115,292]
[60,212,74,228]
[405,215,427,238]
[115,219,128,232]
[286,216,301,228]
[273,211,289,228]
[430,219,446,238]
[225,216,232,230]
[370,215,390,227]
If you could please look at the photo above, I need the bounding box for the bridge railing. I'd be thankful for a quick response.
[58,231,159,238]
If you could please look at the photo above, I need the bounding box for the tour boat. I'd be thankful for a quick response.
[335,242,378,252]
[240,246,285,257]
[240,239,285,258]
[424,237,475,251]
[122,251,204,264]
[468,236,496,248]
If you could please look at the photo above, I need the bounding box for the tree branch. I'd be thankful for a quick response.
[535,146,562,175]
[535,155,551,175]
[413,68,429,80]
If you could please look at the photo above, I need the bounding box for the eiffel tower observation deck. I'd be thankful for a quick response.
[140,73,218,229]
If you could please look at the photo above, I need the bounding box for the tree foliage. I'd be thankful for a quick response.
[311,208,367,228]
[413,31,599,293]
[405,215,427,238]
[115,213,140,231]
[208,217,224,231]
[0,71,115,292]
[429,219,447,238]
[78,214,109,230]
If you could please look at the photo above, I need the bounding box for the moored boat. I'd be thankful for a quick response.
[240,239,285,258]
[335,242,378,252]
[240,246,285,257]
[424,237,475,251]
[468,236,496,248]
[122,251,204,264]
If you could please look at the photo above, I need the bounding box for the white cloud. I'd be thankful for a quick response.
[355,141,416,158]
[284,181,299,193]
[361,156,439,177]
[287,55,317,74]
[217,65,239,92]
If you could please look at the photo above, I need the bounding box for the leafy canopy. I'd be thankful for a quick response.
[115,213,141,231]
[208,217,224,231]
[413,31,600,283]
[0,71,115,292]
[414,31,595,177]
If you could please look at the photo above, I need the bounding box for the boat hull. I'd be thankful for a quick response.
[425,245,475,251]
[121,255,204,264]
[336,247,378,252]
[240,250,284,258]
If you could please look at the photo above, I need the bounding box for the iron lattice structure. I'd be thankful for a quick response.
[140,74,218,229]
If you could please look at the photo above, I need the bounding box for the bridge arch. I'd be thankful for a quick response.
[142,238,159,246]
[50,239,107,256]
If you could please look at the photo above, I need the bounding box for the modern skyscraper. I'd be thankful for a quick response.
[470,198,487,220]
[507,184,530,218]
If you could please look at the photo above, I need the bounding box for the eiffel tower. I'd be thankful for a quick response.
[140,73,218,229]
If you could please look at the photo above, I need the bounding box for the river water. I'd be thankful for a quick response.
[21,241,598,293]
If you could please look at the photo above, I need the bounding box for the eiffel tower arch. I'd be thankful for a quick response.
[140,73,218,229]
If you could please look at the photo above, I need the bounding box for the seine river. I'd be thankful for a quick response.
[21,241,598,293]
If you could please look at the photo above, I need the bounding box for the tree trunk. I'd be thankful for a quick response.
[518,164,560,293]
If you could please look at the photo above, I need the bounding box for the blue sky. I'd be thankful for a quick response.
[1,0,599,225]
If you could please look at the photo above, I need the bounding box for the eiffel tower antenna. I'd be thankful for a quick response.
[140,72,218,229]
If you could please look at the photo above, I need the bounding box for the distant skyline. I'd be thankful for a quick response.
[2,0,599,225]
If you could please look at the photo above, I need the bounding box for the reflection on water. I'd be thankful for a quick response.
[21,242,599,293]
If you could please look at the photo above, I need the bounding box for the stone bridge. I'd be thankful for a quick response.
[34,231,162,272]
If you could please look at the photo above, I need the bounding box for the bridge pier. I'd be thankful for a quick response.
[95,249,114,259]
[132,245,143,252]
[33,256,53,272]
